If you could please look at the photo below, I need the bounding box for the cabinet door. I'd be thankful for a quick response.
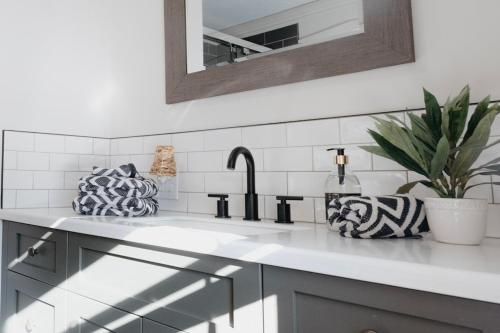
[67,233,263,333]
[1,271,67,333]
[143,319,183,333]
[67,292,142,333]
[263,265,500,333]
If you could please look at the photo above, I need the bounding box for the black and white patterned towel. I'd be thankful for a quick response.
[73,164,159,217]
[328,195,429,239]
[73,194,159,217]
[78,176,158,198]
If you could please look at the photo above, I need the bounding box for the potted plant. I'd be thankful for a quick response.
[361,86,500,245]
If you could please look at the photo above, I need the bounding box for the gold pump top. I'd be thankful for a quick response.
[335,155,348,165]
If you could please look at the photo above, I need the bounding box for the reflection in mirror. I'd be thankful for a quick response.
[186,0,365,73]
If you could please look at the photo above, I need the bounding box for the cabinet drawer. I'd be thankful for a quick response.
[263,266,500,333]
[6,222,67,286]
[67,233,263,333]
[144,319,184,333]
[67,292,142,333]
[2,271,67,333]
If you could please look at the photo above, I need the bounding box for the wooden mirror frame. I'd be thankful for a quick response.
[165,0,414,104]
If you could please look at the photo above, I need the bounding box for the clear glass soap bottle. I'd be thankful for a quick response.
[324,148,362,219]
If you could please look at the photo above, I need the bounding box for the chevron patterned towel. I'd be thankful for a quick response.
[327,195,429,239]
[73,164,159,217]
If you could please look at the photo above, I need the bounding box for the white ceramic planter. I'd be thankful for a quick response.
[424,198,488,245]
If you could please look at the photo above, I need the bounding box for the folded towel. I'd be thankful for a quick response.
[328,195,429,239]
[78,176,158,198]
[92,164,137,178]
[73,194,159,217]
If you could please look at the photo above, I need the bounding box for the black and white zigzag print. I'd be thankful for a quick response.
[73,194,159,217]
[73,164,159,217]
[328,195,429,239]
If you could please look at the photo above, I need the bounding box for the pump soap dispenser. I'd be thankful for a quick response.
[324,148,361,219]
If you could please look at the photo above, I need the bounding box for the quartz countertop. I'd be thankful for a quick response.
[1,208,500,304]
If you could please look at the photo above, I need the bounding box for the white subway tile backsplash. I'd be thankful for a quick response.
[465,175,493,203]
[340,113,404,144]
[286,119,340,146]
[407,171,438,200]
[205,172,242,194]
[65,136,93,154]
[178,173,204,193]
[4,132,34,151]
[175,153,188,172]
[242,124,287,148]
[228,194,265,218]
[109,155,132,168]
[50,154,79,171]
[64,172,88,189]
[256,172,287,195]
[222,149,263,172]
[111,137,144,155]
[143,135,171,154]
[373,154,406,171]
[49,190,76,208]
[314,198,327,223]
[34,171,65,190]
[129,154,154,173]
[93,138,111,155]
[188,192,216,214]
[79,155,107,172]
[487,204,500,238]
[3,170,33,190]
[16,190,48,208]
[172,132,204,152]
[17,152,49,170]
[3,151,17,169]
[356,171,407,196]
[204,128,241,151]
[35,134,65,153]
[313,145,372,172]
[159,192,188,212]
[288,172,328,197]
[264,147,313,171]
[3,190,16,208]
[188,151,222,172]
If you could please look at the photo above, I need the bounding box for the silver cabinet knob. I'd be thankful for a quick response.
[25,319,34,332]
[360,330,377,333]
[27,247,39,257]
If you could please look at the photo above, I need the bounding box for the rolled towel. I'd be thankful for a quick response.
[92,164,137,178]
[73,194,159,217]
[328,195,429,239]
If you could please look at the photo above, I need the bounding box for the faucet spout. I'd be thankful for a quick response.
[227,146,260,221]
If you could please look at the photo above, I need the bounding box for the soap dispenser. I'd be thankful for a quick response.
[324,148,361,219]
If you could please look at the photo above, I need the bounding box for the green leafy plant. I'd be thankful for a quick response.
[361,85,500,198]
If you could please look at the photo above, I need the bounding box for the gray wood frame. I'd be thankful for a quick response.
[165,0,415,103]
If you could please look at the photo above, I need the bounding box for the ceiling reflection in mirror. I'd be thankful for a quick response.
[185,0,365,73]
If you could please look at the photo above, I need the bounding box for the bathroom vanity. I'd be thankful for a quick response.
[1,210,500,333]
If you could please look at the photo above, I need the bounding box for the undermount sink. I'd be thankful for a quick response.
[110,215,311,236]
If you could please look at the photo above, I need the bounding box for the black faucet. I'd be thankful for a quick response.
[227,146,260,221]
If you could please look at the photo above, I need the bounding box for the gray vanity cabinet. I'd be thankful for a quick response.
[2,271,67,333]
[143,319,183,333]
[66,233,264,333]
[262,265,500,333]
[67,292,142,333]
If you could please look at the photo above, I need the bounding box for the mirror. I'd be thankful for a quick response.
[165,0,414,103]
[186,0,365,73]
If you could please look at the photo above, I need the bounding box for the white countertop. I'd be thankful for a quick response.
[1,208,500,304]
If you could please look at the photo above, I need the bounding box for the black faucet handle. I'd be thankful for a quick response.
[208,194,229,199]
[275,196,303,224]
[208,194,231,219]
[276,196,304,202]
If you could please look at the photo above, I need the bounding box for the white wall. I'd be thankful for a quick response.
[0,0,114,137]
[105,0,500,137]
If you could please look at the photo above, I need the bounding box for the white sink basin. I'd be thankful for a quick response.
[111,215,310,236]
